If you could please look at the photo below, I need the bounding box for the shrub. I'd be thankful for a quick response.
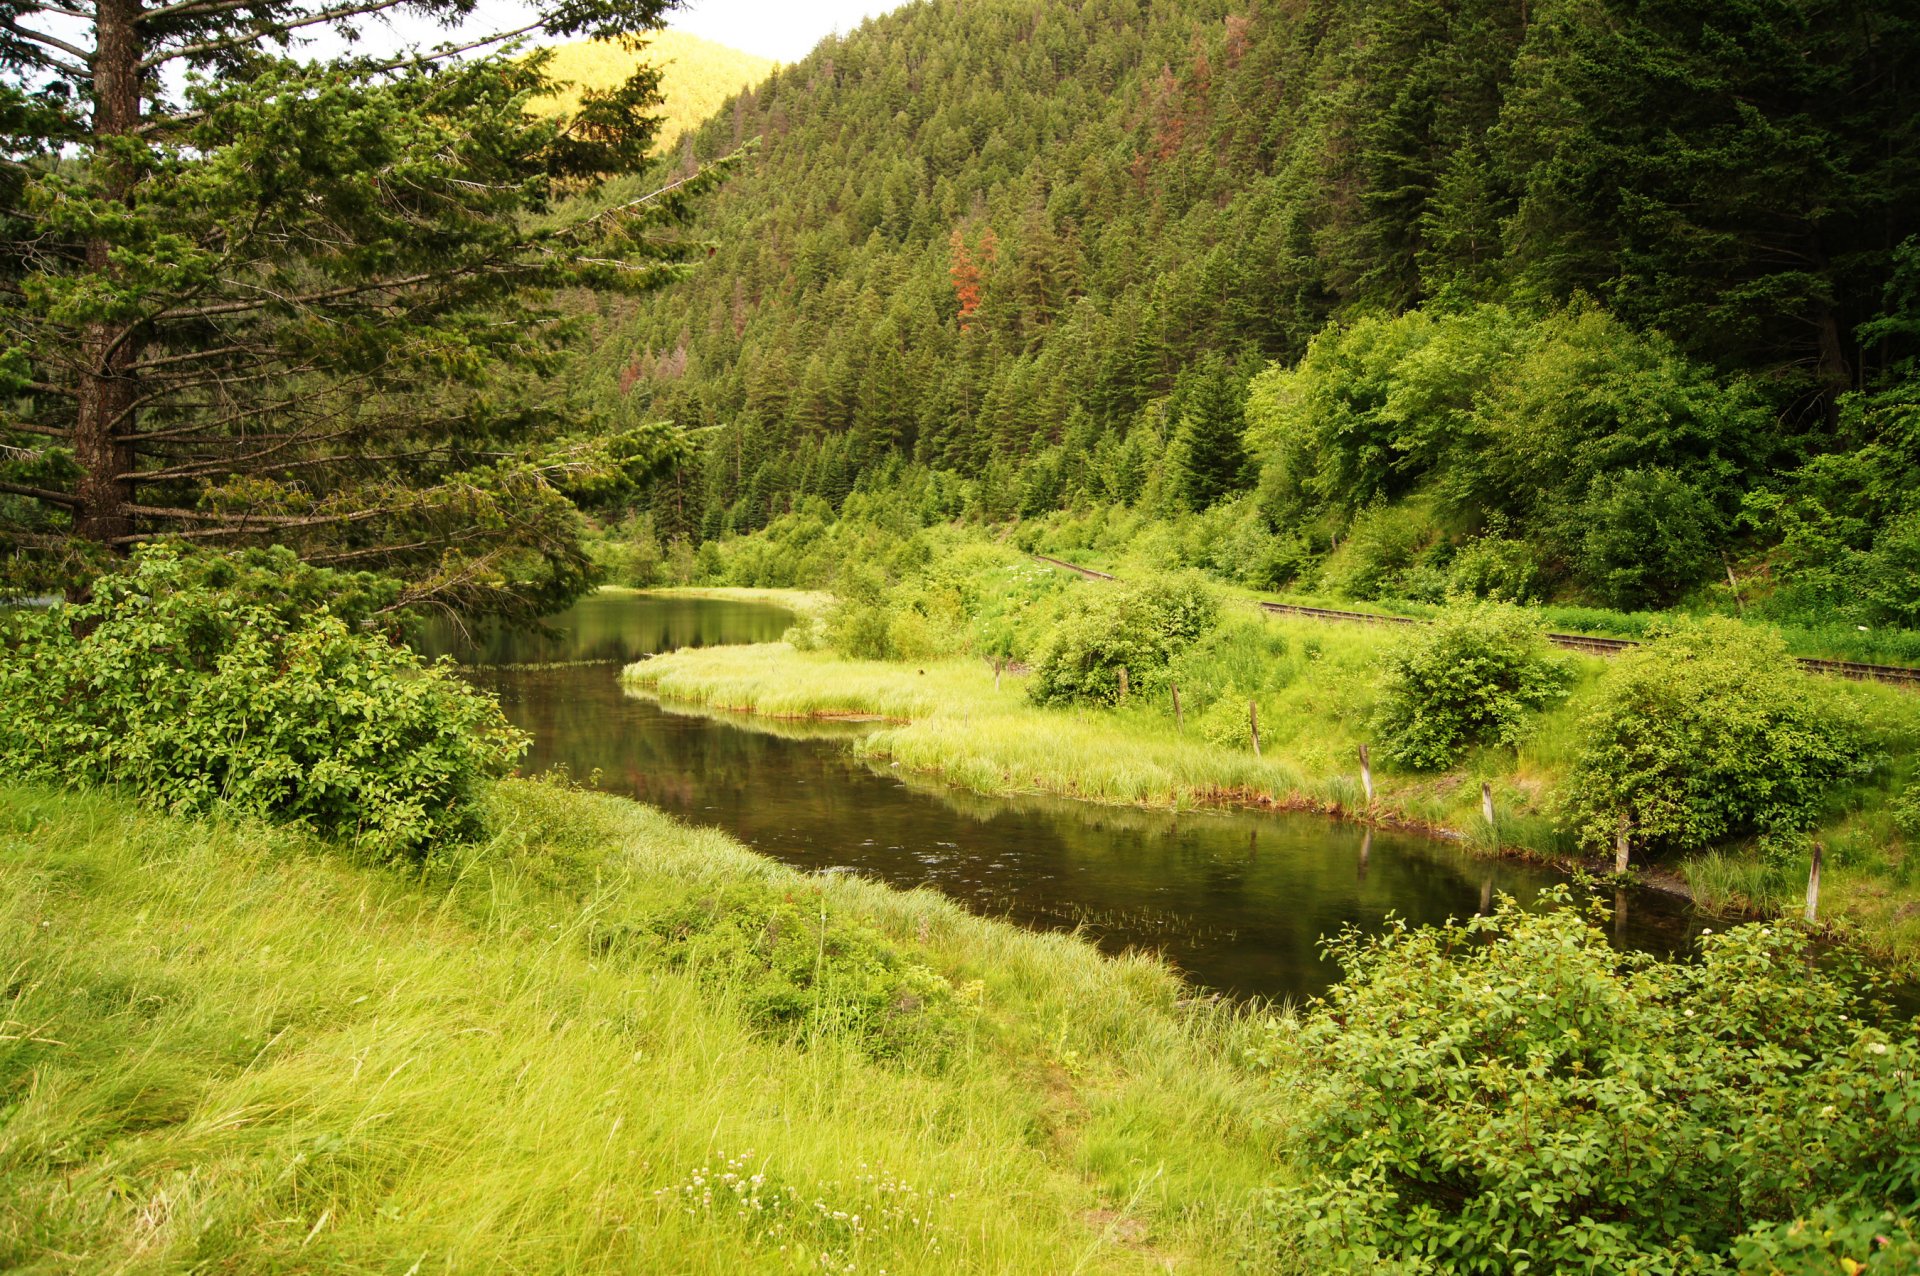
[823,564,895,659]
[1445,535,1544,603]
[1260,891,1920,1273]
[1026,573,1219,707]
[0,545,525,858]
[1562,619,1871,856]
[1318,502,1437,600]
[1372,603,1573,769]
[1198,690,1258,751]
[1575,467,1723,609]
[595,881,966,1065]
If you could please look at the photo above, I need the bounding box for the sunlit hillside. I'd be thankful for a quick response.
[534,30,775,153]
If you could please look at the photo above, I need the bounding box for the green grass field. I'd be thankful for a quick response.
[0,780,1284,1273]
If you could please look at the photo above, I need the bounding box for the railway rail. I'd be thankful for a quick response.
[1027,553,1920,689]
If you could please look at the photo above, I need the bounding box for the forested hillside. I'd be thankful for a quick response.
[598,0,1920,622]
[533,31,775,155]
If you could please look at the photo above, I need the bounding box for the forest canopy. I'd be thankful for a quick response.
[596,0,1920,623]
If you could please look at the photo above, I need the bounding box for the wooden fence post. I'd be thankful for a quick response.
[1171,682,1183,734]
[1117,665,1129,704]
[1614,813,1631,875]
[1805,842,1824,924]
[1359,744,1374,805]
[1248,701,1261,758]
[1481,781,1496,835]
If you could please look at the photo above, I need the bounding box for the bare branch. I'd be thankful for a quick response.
[0,479,79,508]
[2,19,95,64]
[139,0,416,69]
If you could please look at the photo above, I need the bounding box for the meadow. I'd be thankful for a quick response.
[0,779,1284,1272]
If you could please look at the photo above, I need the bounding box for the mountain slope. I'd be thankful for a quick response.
[534,30,775,154]
[584,0,1920,618]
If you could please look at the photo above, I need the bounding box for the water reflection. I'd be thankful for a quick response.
[426,591,1704,1002]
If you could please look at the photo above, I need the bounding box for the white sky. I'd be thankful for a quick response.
[666,0,904,63]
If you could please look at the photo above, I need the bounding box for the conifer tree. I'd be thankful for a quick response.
[0,0,733,614]
[1169,354,1249,511]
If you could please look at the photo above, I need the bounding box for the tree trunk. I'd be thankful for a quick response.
[73,0,144,547]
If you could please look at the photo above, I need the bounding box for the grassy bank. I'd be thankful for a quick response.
[625,588,1920,973]
[0,780,1283,1272]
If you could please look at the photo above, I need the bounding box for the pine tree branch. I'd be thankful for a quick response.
[0,480,80,508]
[2,20,96,65]
[138,0,421,70]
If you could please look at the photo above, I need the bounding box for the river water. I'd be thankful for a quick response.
[422,590,1704,1002]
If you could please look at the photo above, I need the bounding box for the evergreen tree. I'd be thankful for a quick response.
[1169,355,1249,511]
[0,0,733,613]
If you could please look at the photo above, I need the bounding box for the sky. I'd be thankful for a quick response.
[667,0,904,63]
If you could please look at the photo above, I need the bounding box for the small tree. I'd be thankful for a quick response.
[1373,602,1572,769]
[1563,619,1870,856]
[1027,573,1218,707]
[1169,355,1250,511]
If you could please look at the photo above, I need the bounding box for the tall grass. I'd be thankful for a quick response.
[0,781,1285,1272]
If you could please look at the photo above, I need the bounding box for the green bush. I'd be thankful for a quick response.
[1575,467,1723,609]
[0,545,525,859]
[1445,535,1545,604]
[1563,619,1871,856]
[1318,502,1437,601]
[594,881,966,1065]
[1260,891,1920,1273]
[1372,603,1573,770]
[1026,574,1220,707]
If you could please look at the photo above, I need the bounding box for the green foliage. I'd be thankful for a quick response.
[1563,620,1872,857]
[0,0,729,621]
[1575,468,1724,609]
[1247,302,1762,606]
[1444,534,1544,604]
[1734,1207,1920,1274]
[1027,574,1219,708]
[1372,603,1572,770]
[1167,354,1253,511]
[610,0,1917,555]
[0,546,524,858]
[594,881,966,1065]
[1262,890,1920,1273]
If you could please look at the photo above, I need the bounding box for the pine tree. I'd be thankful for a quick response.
[0,0,734,613]
[1169,355,1249,511]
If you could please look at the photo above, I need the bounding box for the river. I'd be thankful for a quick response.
[421,590,1704,1002]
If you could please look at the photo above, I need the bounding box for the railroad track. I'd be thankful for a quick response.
[1029,553,1920,690]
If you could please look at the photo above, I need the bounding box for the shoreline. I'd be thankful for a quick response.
[620,633,1719,913]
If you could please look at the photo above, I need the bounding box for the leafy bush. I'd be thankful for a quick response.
[1198,690,1259,751]
[1372,603,1573,769]
[1026,574,1219,707]
[594,881,966,1065]
[0,545,524,858]
[1563,619,1871,856]
[1446,534,1545,603]
[1317,501,1438,600]
[1575,467,1723,608]
[1260,891,1920,1273]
